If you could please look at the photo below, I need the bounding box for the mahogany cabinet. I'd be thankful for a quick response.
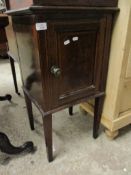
[7,1,118,162]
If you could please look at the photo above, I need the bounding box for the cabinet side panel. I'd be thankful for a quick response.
[13,18,44,109]
[6,16,19,61]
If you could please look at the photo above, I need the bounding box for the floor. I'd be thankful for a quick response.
[0,59,131,175]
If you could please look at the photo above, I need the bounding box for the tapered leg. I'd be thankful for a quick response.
[93,96,104,139]
[42,114,53,162]
[69,106,73,116]
[9,56,20,95]
[24,92,34,130]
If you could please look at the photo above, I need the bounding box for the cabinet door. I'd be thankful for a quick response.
[46,18,106,107]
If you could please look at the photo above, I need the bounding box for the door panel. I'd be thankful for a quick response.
[47,19,106,106]
[58,31,97,98]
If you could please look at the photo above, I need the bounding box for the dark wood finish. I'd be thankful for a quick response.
[93,96,104,138]
[24,92,35,130]
[7,1,119,162]
[46,19,106,108]
[0,16,8,56]
[5,0,10,10]
[7,0,118,10]
[69,107,73,116]
[42,114,53,162]
[9,56,20,95]
[0,28,7,43]
[0,16,9,28]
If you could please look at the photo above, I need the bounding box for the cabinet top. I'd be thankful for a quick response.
[7,0,118,10]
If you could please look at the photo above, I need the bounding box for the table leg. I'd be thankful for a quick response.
[69,106,73,116]
[93,96,104,139]
[42,114,53,162]
[24,92,34,130]
[9,56,20,95]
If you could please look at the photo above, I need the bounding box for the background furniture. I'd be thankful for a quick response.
[0,15,8,57]
[7,0,118,162]
[80,0,131,139]
[6,16,21,95]
[0,132,34,157]
[0,15,34,157]
[0,87,33,159]
[0,14,20,95]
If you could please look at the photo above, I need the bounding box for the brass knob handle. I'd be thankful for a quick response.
[51,65,61,78]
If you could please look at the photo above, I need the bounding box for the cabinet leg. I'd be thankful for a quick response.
[9,56,20,95]
[105,129,119,140]
[42,115,53,162]
[24,92,34,130]
[69,106,73,116]
[93,96,104,139]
